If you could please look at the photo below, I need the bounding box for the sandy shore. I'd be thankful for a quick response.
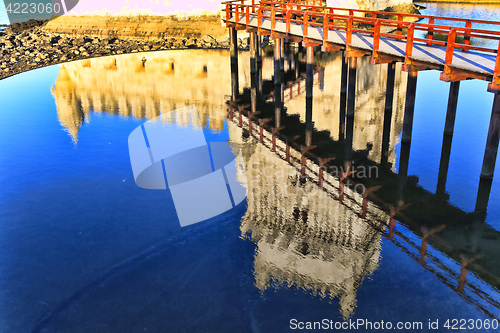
[0,16,245,80]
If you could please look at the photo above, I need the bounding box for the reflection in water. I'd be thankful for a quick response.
[128,105,247,226]
[235,123,386,318]
[285,54,407,167]
[47,47,500,322]
[51,50,274,143]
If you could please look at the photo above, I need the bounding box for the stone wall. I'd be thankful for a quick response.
[43,14,228,41]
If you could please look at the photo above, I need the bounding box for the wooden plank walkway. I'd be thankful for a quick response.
[234,15,497,75]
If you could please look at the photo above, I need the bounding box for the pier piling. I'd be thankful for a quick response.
[381,62,396,165]
[230,27,239,101]
[402,71,418,144]
[480,92,500,180]
[305,46,314,147]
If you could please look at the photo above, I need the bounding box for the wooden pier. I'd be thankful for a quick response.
[223,0,500,180]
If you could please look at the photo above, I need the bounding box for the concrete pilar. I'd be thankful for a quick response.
[305,46,314,147]
[280,39,285,112]
[230,27,239,102]
[381,62,396,165]
[480,92,500,180]
[444,81,460,136]
[346,57,357,118]
[437,81,460,196]
[339,50,348,142]
[294,42,300,79]
[274,38,282,128]
[257,34,263,94]
[250,32,257,115]
[402,71,418,144]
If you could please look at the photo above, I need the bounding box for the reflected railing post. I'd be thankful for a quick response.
[480,92,500,180]
[381,62,396,165]
[250,31,257,115]
[230,27,239,102]
[437,81,460,197]
[305,45,314,147]
[274,38,282,128]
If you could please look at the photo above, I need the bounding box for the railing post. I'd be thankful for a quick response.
[445,27,457,66]
[323,13,329,41]
[464,20,472,51]
[246,6,250,26]
[347,15,353,45]
[371,13,377,33]
[226,4,231,23]
[480,93,500,180]
[397,14,403,36]
[305,46,314,147]
[373,19,381,52]
[271,7,276,33]
[235,4,240,22]
[258,7,262,30]
[405,23,415,62]
[286,9,291,34]
[426,17,434,45]
[304,12,309,37]
[492,40,500,90]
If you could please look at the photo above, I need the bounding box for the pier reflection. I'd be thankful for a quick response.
[234,121,385,319]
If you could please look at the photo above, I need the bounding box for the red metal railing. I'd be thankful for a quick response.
[222,0,500,86]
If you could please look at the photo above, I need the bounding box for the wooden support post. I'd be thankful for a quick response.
[305,46,314,147]
[474,177,493,223]
[436,134,453,197]
[347,57,357,118]
[295,42,300,79]
[345,116,354,171]
[274,38,282,128]
[402,71,418,144]
[257,34,263,94]
[444,81,460,136]
[436,81,460,196]
[345,56,357,169]
[480,92,500,180]
[381,62,396,165]
[281,39,285,111]
[397,141,411,202]
[230,27,239,101]
[339,50,348,142]
[250,32,257,116]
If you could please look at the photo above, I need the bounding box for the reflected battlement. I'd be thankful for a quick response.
[51,50,272,143]
[232,121,387,318]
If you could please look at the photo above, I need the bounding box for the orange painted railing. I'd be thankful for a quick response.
[222,0,500,86]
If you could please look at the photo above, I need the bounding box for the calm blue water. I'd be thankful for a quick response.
[1,3,500,332]
[0,49,498,332]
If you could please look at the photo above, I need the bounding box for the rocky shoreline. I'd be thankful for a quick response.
[0,19,246,80]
